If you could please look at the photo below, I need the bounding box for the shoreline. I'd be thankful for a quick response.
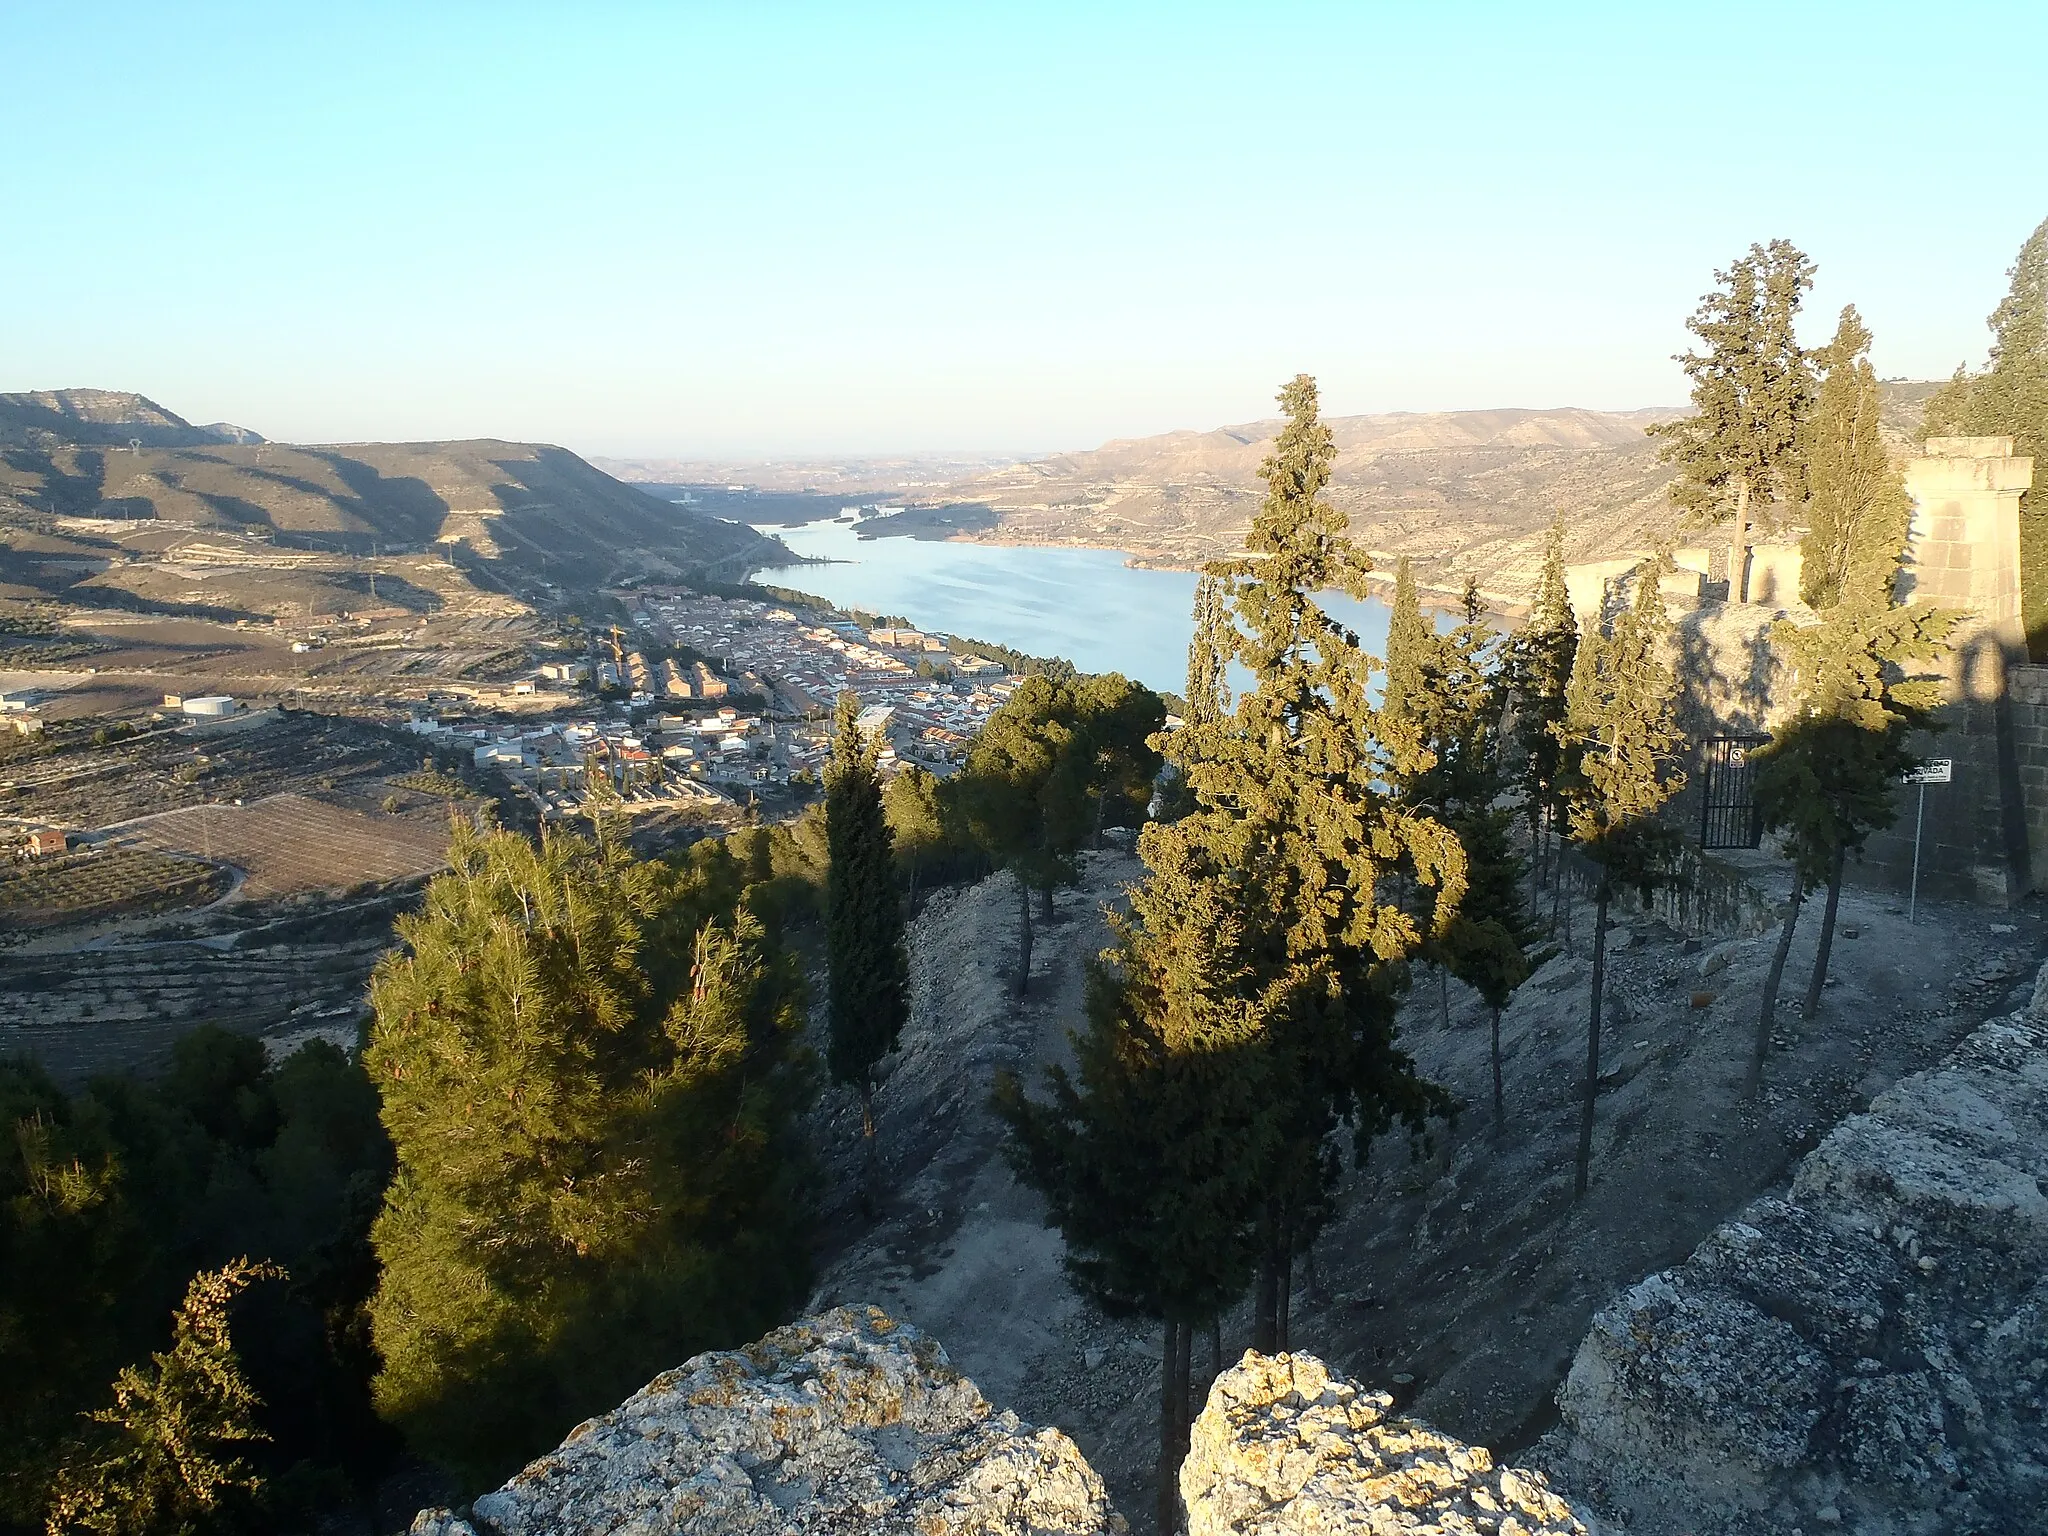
[746,522,1526,626]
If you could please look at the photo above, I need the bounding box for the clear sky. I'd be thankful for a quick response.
[3,2,2043,457]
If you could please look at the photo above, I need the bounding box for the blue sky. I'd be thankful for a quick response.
[3,2,2043,456]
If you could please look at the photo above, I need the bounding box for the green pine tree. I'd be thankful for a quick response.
[1924,215,2048,655]
[2,1064,138,1529]
[44,1260,282,1536]
[1554,564,1685,1197]
[1441,903,1531,1128]
[996,830,1272,1536]
[824,692,910,1180]
[1386,574,1531,1039]
[1072,672,1167,845]
[1438,587,1536,1103]
[955,675,1090,991]
[881,763,951,899]
[1799,306,1911,611]
[1651,240,1816,602]
[364,824,814,1486]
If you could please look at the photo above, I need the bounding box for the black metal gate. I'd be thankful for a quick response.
[1697,734,1769,849]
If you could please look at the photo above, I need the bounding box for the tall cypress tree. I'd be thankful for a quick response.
[1160,374,1460,1350]
[1925,215,2048,655]
[1380,556,1440,782]
[825,692,910,1171]
[1185,573,1231,726]
[1508,515,1578,908]
[1651,240,1815,603]
[1000,376,1455,1531]
[1554,565,1684,1197]
[1799,306,1910,611]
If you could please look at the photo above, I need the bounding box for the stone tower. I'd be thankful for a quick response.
[1859,437,2037,903]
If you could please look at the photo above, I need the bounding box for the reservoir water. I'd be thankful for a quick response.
[754,518,1393,695]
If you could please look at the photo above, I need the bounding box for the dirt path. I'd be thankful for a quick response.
[807,848,1130,1413]
[808,854,2046,1526]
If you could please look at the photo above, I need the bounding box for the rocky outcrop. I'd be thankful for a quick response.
[1181,1351,1592,1535]
[408,1305,1125,1536]
[1540,1003,2048,1534]
[406,1308,1598,1536]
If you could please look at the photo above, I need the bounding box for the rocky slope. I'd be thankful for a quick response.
[407,1308,1595,1536]
[1535,982,2048,1535]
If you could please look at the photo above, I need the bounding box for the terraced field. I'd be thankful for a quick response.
[0,898,405,1084]
[115,792,451,900]
[0,847,229,927]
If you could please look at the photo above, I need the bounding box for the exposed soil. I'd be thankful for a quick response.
[806,850,2048,1527]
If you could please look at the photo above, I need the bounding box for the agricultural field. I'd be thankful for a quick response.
[387,768,479,801]
[117,792,451,901]
[0,847,230,929]
[0,711,427,828]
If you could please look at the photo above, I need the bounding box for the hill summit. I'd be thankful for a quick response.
[0,388,263,449]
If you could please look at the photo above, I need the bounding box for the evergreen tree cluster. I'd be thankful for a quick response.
[953,670,1165,993]
[1000,377,1535,1532]
[364,822,816,1487]
[1750,308,1968,1070]
[2,1030,393,1535]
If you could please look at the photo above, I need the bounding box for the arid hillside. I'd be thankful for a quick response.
[936,405,1681,600]
[0,388,260,449]
[0,391,780,591]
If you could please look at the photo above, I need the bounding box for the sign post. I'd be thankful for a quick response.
[1901,760,1952,923]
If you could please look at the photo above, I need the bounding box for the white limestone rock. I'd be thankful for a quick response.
[1543,1004,2048,1535]
[1180,1350,1592,1535]
[414,1305,1124,1536]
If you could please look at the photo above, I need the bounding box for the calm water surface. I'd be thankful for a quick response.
[756,519,1392,695]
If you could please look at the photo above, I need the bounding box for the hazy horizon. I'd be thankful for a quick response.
[5,3,2043,457]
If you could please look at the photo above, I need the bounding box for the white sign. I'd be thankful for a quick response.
[1903,760,1953,785]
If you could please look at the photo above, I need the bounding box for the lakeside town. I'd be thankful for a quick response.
[395,590,1032,823]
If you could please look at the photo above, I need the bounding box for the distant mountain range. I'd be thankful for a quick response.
[605,387,1939,606]
[590,452,1023,494]
[0,390,779,588]
[938,405,1686,600]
